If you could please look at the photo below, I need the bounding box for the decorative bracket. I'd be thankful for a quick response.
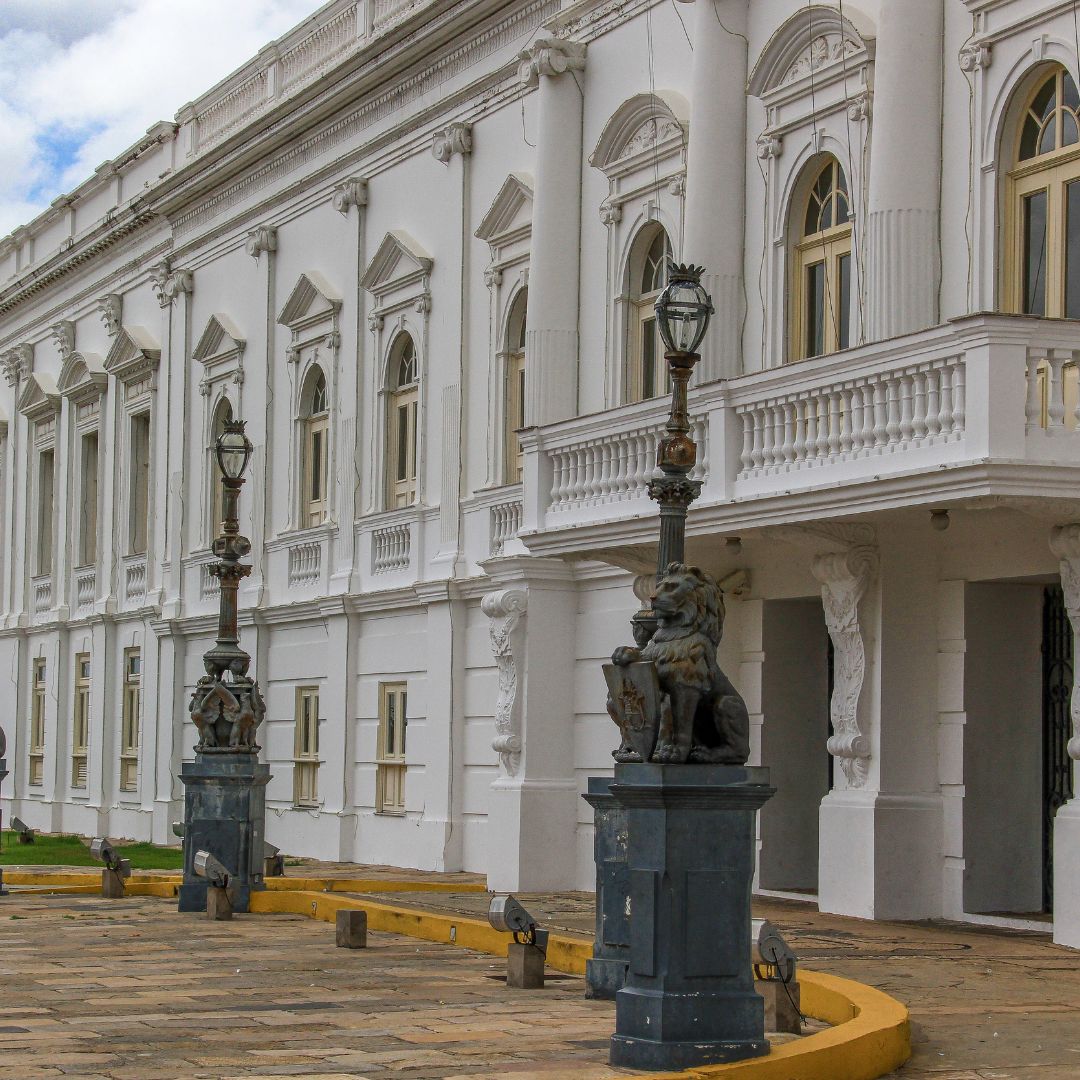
[517,36,586,89]
[245,225,278,259]
[481,587,528,776]
[0,343,33,387]
[432,122,473,163]
[331,176,368,215]
[98,293,122,336]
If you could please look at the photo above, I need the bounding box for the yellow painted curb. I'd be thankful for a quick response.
[262,877,488,895]
[248,889,910,1080]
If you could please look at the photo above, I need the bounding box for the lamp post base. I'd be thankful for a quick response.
[583,776,629,1000]
[178,751,269,913]
[608,763,775,1071]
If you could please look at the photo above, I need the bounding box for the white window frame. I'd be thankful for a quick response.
[376,682,407,815]
[293,685,321,807]
[72,652,90,789]
[120,647,141,792]
[29,656,46,787]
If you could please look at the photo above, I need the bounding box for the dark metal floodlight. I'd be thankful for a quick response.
[193,850,231,889]
[11,817,34,844]
[751,919,797,985]
[654,261,714,356]
[90,838,131,878]
[171,821,185,839]
[215,419,253,481]
[488,894,547,949]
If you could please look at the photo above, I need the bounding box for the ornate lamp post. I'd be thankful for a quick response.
[598,264,775,1071]
[178,419,270,914]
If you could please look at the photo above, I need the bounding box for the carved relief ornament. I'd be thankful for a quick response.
[50,320,75,362]
[245,225,278,259]
[517,37,586,88]
[1050,523,1080,760]
[98,293,122,336]
[151,262,193,307]
[332,176,367,215]
[432,122,473,163]
[481,587,528,775]
[0,343,33,387]
[811,544,878,787]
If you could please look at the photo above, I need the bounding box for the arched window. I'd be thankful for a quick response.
[627,225,672,402]
[1009,66,1080,318]
[209,398,233,541]
[387,335,418,508]
[505,289,527,485]
[793,157,852,360]
[301,368,329,527]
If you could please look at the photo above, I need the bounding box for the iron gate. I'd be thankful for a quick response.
[1043,584,1074,912]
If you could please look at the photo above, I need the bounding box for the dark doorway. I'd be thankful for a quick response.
[1043,584,1074,912]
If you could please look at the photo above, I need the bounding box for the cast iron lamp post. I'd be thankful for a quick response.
[178,418,270,914]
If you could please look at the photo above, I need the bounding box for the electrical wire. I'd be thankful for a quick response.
[836,0,866,344]
[671,0,692,51]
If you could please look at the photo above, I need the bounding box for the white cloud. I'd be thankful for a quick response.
[0,0,320,237]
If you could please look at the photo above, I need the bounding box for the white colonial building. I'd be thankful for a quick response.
[5,0,1080,942]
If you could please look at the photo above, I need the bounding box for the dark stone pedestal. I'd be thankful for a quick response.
[583,776,629,999]
[178,752,270,913]
[507,942,545,988]
[609,763,775,1072]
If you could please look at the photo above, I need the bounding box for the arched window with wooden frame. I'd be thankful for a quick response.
[792,156,852,361]
[208,398,233,542]
[387,335,418,508]
[504,289,527,485]
[301,367,329,527]
[626,224,672,402]
[1006,65,1080,427]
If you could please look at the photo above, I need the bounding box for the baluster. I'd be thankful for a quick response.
[849,386,865,454]
[885,378,901,447]
[739,411,753,474]
[951,363,966,436]
[611,432,628,500]
[827,393,842,457]
[598,440,613,501]
[839,388,854,455]
[638,431,653,494]
[761,404,776,468]
[750,409,765,472]
[779,402,796,465]
[804,397,819,462]
[899,372,915,445]
[1048,349,1068,430]
[911,370,928,442]
[772,404,786,467]
[938,365,954,437]
[1025,349,1047,432]
[792,399,807,462]
[567,448,582,507]
[925,367,941,439]
[872,381,888,449]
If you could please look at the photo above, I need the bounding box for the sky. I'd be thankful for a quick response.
[0,0,322,238]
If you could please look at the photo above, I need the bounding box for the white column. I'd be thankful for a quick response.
[865,0,944,340]
[483,556,578,892]
[683,0,747,381]
[520,38,586,426]
[1051,525,1080,947]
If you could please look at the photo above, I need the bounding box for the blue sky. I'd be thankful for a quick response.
[0,0,319,238]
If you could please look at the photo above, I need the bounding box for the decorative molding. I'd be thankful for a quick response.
[481,587,528,775]
[483,266,503,288]
[16,371,61,422]
[50,319,75,363]
[57,351,108,404]
[846,89,872,123]
[432,121,473,162]
[959,39,992,72]
[667,173,686,197]
[756,132,783,159]
[331,175,368,215]
[810,544,878,788]
[517,35,586,88]
[151,262,193,307]
[360,229,433,297]
[277,271,343,329]
[97,293,122,336]
[475,173,533,245]
[590,90,688,175]
[1051,523,1080,760]
[367,311,384,333]
[245,224,278,258]
[598,200,622,225]
[104,325,161,385]
[0,343,33,387]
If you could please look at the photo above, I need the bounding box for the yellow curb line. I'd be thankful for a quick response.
[249,888,910,1080]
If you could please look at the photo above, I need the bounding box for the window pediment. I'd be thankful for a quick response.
[361,231,433,301]
[476,174,534,248]
[278,271,342,332]
[591,91,689,177]
[57,351,108,403]
[749,6,874,101]
[194,313,245,364]
[18,372,60,421]
[105,325,160,385]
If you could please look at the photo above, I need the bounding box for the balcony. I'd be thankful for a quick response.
[73,568,96,615]
[518,314,1080,557]
[122,555,147,607]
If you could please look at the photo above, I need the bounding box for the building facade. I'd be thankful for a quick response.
[4,0,1080,944]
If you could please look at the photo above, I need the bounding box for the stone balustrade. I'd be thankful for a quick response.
[372,522,411,574]
[489,498,523,556]
[32,575,52,615]
[74,569,96,614]
[288,541,322,588]
[123,556,147,606]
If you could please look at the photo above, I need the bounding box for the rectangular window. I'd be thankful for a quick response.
[29,657,46,786]
[390,391,418,508]
[376,682,407,814]
[36,448,55,576]
[1024,189,1049,316]
[804,260,826,359]
[505,351,526,485]
[129,413,150,555]
[304,417,329,527]
[120,648,141,792]
[72,653,90,788]
[293,686,320,807]
[1067,180,1080,320]
[79,432,98,566]
[837,253,852,351]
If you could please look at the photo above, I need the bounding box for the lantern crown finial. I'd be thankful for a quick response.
[665,261,708,284]
[654,261,714,355]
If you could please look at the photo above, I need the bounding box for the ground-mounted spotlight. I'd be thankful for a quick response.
[488,894,548,988]
[171,821,185,839]
[11,817,34,844]
[263,841,284,878]
[751,919,801,1034]
[90,838,131,899]
[193,850,234,920]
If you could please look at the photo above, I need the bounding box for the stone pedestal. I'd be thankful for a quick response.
[101,869,126,898]
[178,752,270,913]
[758,979,802,1035]
[507,942,545,988]
[609,763,775,1072]
[1053,800,1080,947]
[336,909,368,948]
[206,884,233,920]
[583,776,629,999]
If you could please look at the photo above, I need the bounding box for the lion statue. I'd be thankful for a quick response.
[611,562,750,765]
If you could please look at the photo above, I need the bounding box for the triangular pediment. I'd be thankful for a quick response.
[105,325,160,383]
[277,271,342,328]
[57,351,108,400]
[476,174,534,244]
[360,231,433,295]
[194,314,245,363]
[591,91,688,173]
[17,372,60,419]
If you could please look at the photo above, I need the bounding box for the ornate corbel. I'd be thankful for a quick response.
[756,132,783,160]
[98,293,122,336]
[847,90,872,123]
[367,311,384,333]
[959,40,991,73]
[50,320,75,363]
[1051,523,1080,760]
[483,266,503,289]
[0,343,32,388]
[415,293,431,315]
[331,176,368,215]
[599,200,622,226]
[811,544,878,788]
[667,173,686,198]
[245,225,278,259]
[517,36,586,89]
[481,588,528,775]
[432,122,473,163]
[151,262,193,307]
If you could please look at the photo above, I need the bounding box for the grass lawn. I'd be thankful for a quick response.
[0,831,183,870]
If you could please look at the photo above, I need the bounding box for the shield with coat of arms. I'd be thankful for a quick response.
[603,660,662,763]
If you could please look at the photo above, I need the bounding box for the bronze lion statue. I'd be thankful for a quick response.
[610,562,750,765]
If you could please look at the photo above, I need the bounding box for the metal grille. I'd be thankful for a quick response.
[1042,584,1074,912]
